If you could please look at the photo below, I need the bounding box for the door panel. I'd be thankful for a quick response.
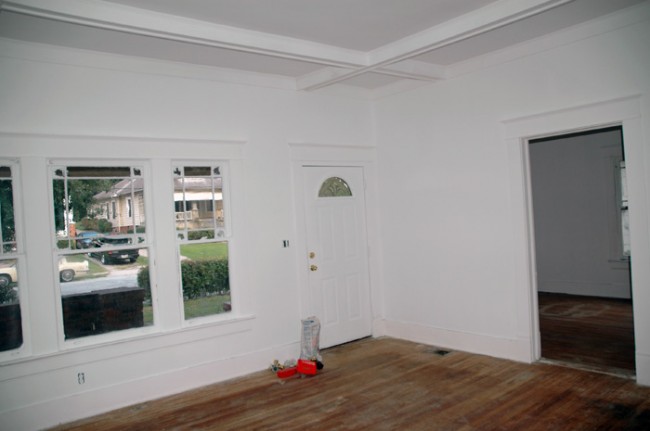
[303,166,372,348]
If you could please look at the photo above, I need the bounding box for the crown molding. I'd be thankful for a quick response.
[0,37,299,91]
[0,0,365,68]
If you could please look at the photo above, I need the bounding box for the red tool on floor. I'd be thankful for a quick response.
[297,359,317,375]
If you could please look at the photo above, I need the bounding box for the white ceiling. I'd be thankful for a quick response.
[0,0,646,92]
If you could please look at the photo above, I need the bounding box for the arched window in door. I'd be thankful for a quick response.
[318,177,352,197]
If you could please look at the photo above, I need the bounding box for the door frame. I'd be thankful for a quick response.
[289,143,383,340]
[503,95,650,385]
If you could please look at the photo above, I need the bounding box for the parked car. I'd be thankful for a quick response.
[75,231,100,249]
[58,257,90,282]
[0,258,89,287]
[89,235,140,264]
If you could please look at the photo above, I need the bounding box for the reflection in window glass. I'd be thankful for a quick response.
[59,250,152,340]
[0,258,21,351]
[0,165,22,352]
[174,165,230,319]
[52,165,152,340]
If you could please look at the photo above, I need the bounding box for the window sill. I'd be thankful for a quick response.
[0,314,256,379]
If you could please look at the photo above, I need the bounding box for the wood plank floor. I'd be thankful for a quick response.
[51,337,650,431]
[539,293,636,376]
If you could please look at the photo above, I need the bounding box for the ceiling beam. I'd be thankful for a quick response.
[296,60,445,91]
[300,0,576,91]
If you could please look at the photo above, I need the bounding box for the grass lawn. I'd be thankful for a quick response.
[65,253,108,279]
[184,294,231,319]
[180,242,228,260]
[142,294,230,323]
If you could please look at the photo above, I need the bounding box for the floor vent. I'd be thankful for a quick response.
[423,346,452,356]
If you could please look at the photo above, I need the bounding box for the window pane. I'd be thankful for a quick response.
[175,164,230,320]
[69,166,132,177]
[179,242,230,319]
[184,166,211,176]
[0,258,22,351]
[53,168,146,247]
[1,167,16,253]
[318,177,352,197]
[52,165,151,340]
[0,165,21,352]
[174,165,225,239]
[60,250,152,340]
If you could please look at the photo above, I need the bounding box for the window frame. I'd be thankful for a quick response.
[0,137,249,362]
[173,161,235,326]
[0,160,31,361]
[48,160,160,349]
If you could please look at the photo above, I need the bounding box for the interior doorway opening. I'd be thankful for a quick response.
[528,126,635,376]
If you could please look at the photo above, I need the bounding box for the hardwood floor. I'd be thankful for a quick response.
[539,293,635,376]
[51,337,650,431]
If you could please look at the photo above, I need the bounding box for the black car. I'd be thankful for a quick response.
[75,231,100,249]
[90,235,140,264]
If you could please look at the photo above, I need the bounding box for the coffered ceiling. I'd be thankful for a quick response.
[0,0,646,92]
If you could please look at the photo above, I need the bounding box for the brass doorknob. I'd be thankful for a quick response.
[310,264,318,271]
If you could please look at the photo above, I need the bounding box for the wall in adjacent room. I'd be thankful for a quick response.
[529,129,630,299]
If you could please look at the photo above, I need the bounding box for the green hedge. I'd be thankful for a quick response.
[137,266,152,302]
[0,286,18,305]
[137,258,229,301]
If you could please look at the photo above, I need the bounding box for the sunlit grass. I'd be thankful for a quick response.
[65,253,108,280]
[180,242,228,260]
[183,294,231,319]
[142,294,230,323]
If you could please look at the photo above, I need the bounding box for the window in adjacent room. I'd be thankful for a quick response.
[618,160,630,257]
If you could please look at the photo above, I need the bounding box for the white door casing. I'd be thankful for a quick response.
[503,95,650,386]
[302,166,372,348]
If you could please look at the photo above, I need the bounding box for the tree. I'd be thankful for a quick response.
[52,178,119,233]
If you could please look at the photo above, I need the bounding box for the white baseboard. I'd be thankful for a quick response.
[1,342,300,431]
[636,352,650,387]
[380,319,533,363]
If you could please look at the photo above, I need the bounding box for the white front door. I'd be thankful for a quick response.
[302,166,372,348]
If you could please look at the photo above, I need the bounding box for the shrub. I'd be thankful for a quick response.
[188,230,215,240]
[0,286,18,304]
[180,259,229,299]
[137,266,151,302]
[78,217,113,233]
[136,258,229,301]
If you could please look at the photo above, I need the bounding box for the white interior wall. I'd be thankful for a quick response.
[529,129,631,299]
[374,10,650,379]
[0,43,373,430]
